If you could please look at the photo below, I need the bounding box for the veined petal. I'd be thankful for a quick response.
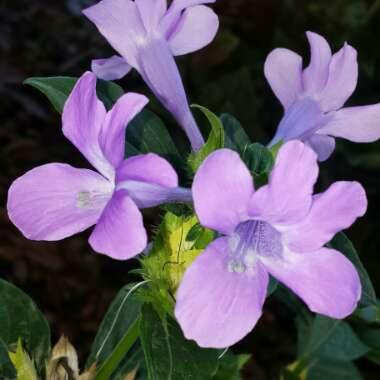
[175,237,268,348]
[7,163,113,241]
[62,72,114,180]
[135,0,167,31]
[270,97,332,144]
[83,0,145,69]
[264,48,303,110]
[116,153,178,188]
[117,181,191,208]
[303,31,332,94]
[168,5,219,56]
[192,149,254,235]
[319,104,380,142]
[92,55,132,81]
[249,141,318,225]
[283,181,367,252]
[319,42,358,112]
[306,134,336,161]
[89,190,147,260]
[261,247,361,319]
[137,36,204,150]
[100,93,148,168]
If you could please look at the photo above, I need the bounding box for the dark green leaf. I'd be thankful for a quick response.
[87,283,143,367]
[212,353,250,380]
[298,315,369,361]
[185,223,203,242]
[24,76,124,113]
[188,105,224,172]
[220,113,250,153]
[242,143,274,176]
[329,233,377,307]
[0,339,16,379]
[140,304,220,380]
[125,109,183,165]
[307,359,363,380]
[267,277,278,297]
[0,279,50,370]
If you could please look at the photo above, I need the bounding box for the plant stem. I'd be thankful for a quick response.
[94,317,141,380]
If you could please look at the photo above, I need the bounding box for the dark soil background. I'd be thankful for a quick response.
[1,0,380,378]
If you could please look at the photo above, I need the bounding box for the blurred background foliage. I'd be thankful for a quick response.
[1,0,380,378]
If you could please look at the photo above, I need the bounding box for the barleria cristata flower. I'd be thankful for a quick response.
[83,0,219,151]
[175,141,366,348]
[266,31,380,160]
[7,72,191,260]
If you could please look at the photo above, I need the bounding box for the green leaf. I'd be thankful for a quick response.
[242,143,274,176]
[140,304,220,380]
[298,315,369,361]
[24,76,124,113]
[212,353,250,380]
[0,279,50,370]
[125,109,183,165]
[307,359,363,380]
[185,223,203,242]
[87,283,143,368]
[188,105,224,172]
[329,233,377,307]
[0,339,16,379]
[220,113,250,153]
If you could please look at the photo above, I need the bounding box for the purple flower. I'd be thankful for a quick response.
[265,31,380,161]
[7,72,191,260]
[83,0,220,151]
[175,141,366,348]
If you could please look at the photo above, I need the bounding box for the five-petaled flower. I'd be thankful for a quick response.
[83,0,219,151]
[265,31,380,161]
[175,141,366,348]
[7,72,191,260]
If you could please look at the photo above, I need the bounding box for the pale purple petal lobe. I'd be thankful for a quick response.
[168,5,219,56]
[264,48,303,109]
[89,190,147,260]
[62,71,114,179]
[135,0,167,31]
[83,0,145,69]
[100,93,148,168]
[319,104,380,142]
[175,237,268,348]
[249,141,318,225]
[306,134,336,161]
[319,42,358,112]
[302,31,332,94]
[192,149,254,235]
[7,163,113,241]
[116,153,178,187]
[284,181,367,252]
[261,247,361,319]
[92,55,132,81]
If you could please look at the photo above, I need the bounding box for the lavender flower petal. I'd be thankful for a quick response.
[319,104,380,142]
[306,134,336,162]
[248,141,318,225]
[92,55,132,81]
[89,190,147,260]
[302,31,332,93]
[7,163,113,241]
[167,5,219,56]
[264,48,303,110]
[100,92,148,168]
[319,43,358,112]
[260,247,361,319]
[116,153,178,188]
[284,181,367,252]
[192,149,254,235]
[62,71,114,180]
[175,237,268,348]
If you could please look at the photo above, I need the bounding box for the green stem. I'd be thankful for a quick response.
[94,317,141,380]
